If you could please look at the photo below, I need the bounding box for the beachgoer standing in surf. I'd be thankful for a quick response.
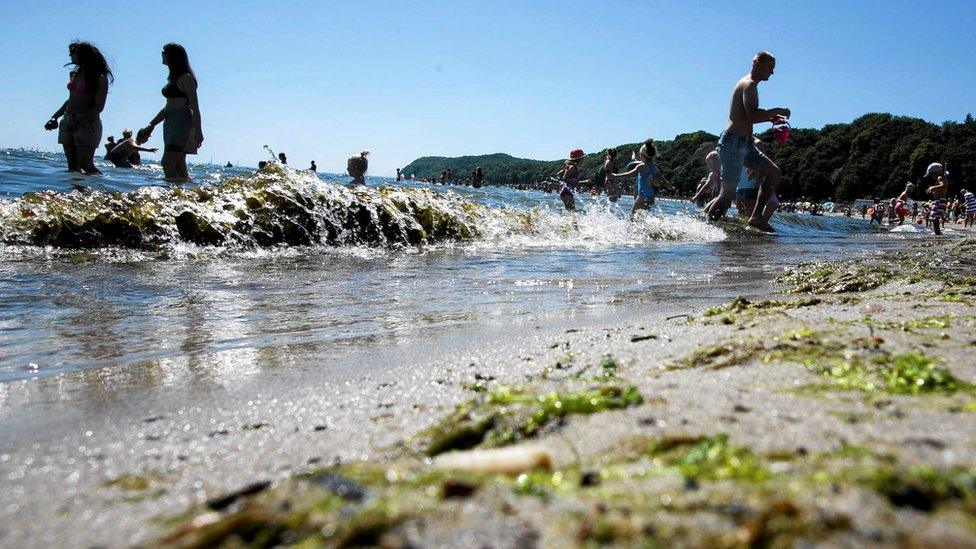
[139,43,203,182]
[472,167,484,188]
[962,189,976,228]
[924,163,948,235]
[45,42,113,175]
[893,183,914,225]
[557,149,586,211]
[611,140,674,219]
[704,51,790,232]
[734,138,780,223]
[600,148,620,201]
[690,150,720,206]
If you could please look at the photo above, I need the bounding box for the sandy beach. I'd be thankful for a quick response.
[2,237,974,547]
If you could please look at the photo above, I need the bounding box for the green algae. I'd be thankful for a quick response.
[859,314,953,332]
[778,262,890,294]
[804,352,969,395]
[644,434,768,482]
[703,296,822,320]
[672,338,766,370]
[423,384,643,456]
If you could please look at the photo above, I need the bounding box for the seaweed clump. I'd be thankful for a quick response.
[423,385,643,456]
[778,262,890,294]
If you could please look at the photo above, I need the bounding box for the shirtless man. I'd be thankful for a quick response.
[704,51,790,232]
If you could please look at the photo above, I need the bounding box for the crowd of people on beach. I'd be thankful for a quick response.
[46,44,962,235]
[861,181,976,232]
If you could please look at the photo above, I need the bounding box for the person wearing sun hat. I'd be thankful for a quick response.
[556,148,586,211]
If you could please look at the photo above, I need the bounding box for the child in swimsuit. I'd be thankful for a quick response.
[893,183,914,225]
[734,139,779,223]
[346,151,369,188]
[924,163,947,235]
[690,150,721,207]
[557,148,585,211]
[611,140,674,219]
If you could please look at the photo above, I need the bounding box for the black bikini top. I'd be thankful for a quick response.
[162,75,192,99]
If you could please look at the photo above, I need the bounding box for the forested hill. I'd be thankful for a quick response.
[401,113,976,201]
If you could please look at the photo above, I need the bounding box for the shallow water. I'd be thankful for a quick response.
[0,149,898,383]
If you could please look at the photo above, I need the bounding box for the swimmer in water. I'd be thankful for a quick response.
[45,41,113,175]
[704,51,790,232]
[610,140,674,219]
[106,129,157,168]
[346,151,369,188]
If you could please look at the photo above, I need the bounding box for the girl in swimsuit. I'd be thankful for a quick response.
[44,42,113,175]
[557,149,586,211]
[611,140,674,219]
[893,183,914,225]
[140,43,204,182]
[601,149,620,201]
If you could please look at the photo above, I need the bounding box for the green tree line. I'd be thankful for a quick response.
[401,113,976,201]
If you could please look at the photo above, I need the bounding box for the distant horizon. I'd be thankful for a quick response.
[3,1,974,174]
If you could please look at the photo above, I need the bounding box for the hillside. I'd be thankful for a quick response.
[401,114,976,201]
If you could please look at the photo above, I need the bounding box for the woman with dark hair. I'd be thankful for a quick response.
[139,43,203,182]
[44,41,113,174]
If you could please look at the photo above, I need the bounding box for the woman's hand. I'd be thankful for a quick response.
[196,132,204,147]
[44,118,58,131]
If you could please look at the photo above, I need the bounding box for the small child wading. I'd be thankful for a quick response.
[924,163,948,235]
[557,148,586,211]
[611,140,674,219]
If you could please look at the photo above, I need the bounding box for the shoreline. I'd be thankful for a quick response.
[2,238,976,546]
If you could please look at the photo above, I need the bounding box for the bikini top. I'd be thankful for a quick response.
[162,80,188,99]
[67,73,88,95]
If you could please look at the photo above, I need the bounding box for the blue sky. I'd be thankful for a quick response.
[1,0,974,174]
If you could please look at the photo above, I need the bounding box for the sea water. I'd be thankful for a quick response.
[0,149,890,383]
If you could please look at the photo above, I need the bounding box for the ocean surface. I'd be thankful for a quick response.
[0,148,898,384]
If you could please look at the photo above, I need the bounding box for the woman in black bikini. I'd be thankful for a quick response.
[45,42,113,174]
[140,43,203,182]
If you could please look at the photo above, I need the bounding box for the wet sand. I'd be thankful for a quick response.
[2,238,975,547]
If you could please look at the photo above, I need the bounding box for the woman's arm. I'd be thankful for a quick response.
[50,100,69,120]
[94,75,109,113]
[180,74,203,144]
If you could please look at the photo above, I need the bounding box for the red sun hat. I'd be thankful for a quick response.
[568,148,585,161]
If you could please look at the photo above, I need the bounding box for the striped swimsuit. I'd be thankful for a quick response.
[929,198,946,220]
[965,192,976,213]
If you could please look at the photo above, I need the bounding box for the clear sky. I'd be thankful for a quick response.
[1,0,974,174]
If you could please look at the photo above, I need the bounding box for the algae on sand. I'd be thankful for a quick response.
[422,384,643,456]
[778,262,890,294]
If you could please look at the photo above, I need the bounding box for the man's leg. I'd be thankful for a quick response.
[748,156,781,232]
[763,193,780,223]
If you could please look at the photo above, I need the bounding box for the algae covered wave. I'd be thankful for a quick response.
[0,165,724,253]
